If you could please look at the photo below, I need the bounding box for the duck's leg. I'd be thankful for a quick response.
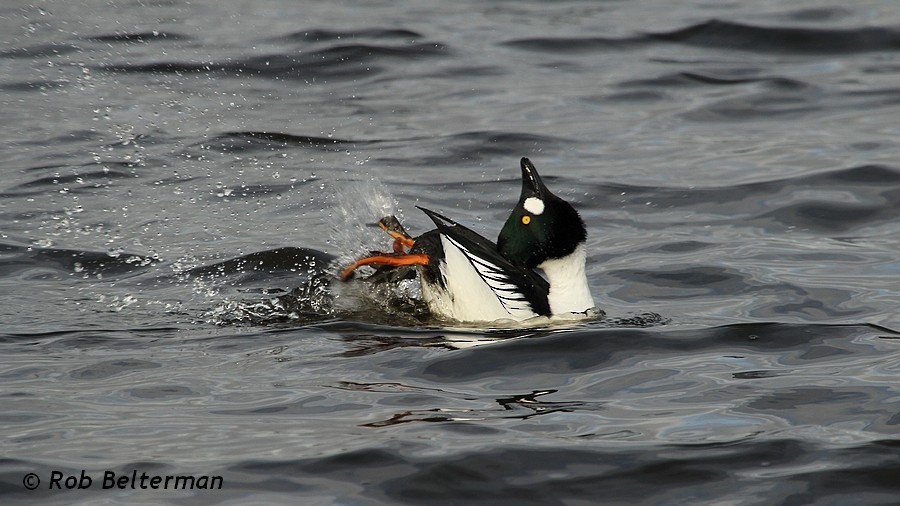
[339,253,429,281]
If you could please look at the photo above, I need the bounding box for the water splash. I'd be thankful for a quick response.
[201,176,434,326]
[325,177,402,268]
[318,177,445,323]
[182,247,337,325]
[187,173,393,323]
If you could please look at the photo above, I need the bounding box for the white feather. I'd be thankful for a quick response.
[538,244,595,315]
[523,197,545,215]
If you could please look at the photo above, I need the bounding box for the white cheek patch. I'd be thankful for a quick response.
[523,197,545,216]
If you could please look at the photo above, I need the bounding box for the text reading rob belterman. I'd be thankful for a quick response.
[22,470,223,491]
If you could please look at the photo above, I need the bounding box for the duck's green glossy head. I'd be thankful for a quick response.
[497,158,587,269]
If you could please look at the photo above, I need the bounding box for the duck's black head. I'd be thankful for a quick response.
[497,158,587,269]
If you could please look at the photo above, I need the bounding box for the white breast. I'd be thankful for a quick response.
[538,244,595,316]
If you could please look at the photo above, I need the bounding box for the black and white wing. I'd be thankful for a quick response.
[418,207,550,317]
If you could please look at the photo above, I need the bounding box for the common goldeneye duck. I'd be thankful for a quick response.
[340,157,596,323]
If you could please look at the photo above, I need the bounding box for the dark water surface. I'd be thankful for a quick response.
[2,0,900,504]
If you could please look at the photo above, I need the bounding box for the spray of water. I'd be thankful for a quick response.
[198,173,434,326]
[321,176,434,322]
[325,176,402,268]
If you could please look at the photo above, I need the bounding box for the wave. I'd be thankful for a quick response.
[221,439,900,503]
[83,31,191,43]
[653,19,900,54]
[204,131,380,153]
[0,242,158,278]
[585,164,900,233]
[5,437,899,503]
[97,42,448,80]
[0,43,81,59]
[411,322,893,380]
[504,19,900,55]
[280,28,423,43]
[375,131,572,167]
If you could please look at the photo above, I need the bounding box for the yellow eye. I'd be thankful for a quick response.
[521,215,531,225]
